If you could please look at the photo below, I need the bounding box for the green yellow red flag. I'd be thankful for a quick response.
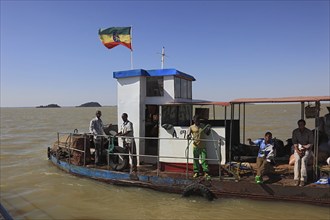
[98,27,132,50]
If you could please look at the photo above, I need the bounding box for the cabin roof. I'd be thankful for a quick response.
[164,99,230,106]
[230,96,330,104]
[113,68,196,81]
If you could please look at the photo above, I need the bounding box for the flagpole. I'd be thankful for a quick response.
[130,25,133,69]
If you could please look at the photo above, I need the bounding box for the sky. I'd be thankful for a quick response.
[1,0,329,107]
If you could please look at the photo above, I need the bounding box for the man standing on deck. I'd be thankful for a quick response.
[292,119,314,187]
[187,115,210,180]
[89,110,110,166]
[116,113,137,174]
[248,132,275,184]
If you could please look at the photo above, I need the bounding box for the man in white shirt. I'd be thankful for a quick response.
[116,113,137,173]
[89,110,108,166]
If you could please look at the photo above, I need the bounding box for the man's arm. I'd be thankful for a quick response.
[292,130,299,151]
[304,130,314,149]
[89,120,95,134]
[187,127,192,139]
[247,138,254,145]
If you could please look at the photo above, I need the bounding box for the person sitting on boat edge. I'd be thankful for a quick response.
[187,115,211,180]
[89,110,111,166]
[292,119,314,187]
[248,131,275,184]
[115,113,137,174]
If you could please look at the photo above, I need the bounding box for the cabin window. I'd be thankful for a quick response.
[161,105,191,126]
[146,76,164,97]
[195,108,210,120]
[174,77,192,99]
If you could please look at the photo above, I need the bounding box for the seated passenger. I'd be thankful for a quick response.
[248,131,275,184]
[292,119,313,187]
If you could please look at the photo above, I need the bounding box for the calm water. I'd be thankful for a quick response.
[1,105,330,220]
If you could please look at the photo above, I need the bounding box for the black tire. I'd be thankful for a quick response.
[108,146,129,171]
[47,147,50,159]
[182,183,215,201]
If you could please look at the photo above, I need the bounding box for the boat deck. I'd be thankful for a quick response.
[86,161,330,188]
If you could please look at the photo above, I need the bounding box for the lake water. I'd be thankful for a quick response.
[1,105,330,220]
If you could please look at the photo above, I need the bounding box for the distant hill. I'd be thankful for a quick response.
[36,104,61,108]
[77,102,102,107]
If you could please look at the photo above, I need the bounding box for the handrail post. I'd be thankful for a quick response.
[186,139,190,179]
[68,133,72,164]
[157,139,160,176]
[313,101,321,180]
[109,135,116,170]
[218,141,222,180]
[83,134,86,166]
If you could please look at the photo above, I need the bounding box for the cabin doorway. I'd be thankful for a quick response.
[144,105,159,163]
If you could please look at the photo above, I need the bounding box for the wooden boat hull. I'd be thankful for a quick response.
[48,154,330,206]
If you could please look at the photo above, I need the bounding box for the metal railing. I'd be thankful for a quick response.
[54,132,234,179]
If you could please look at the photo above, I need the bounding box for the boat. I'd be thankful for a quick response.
[48,68,330,205]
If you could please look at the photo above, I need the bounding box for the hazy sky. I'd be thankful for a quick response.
[1,0,329,107]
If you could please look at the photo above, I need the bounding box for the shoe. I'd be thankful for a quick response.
[299,181,306,187]
[294,180,300,186]
[193,173,199,178]
[204,173,211,180]
[255,176,263,184]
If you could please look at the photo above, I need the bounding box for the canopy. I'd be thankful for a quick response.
[230,96,330,104]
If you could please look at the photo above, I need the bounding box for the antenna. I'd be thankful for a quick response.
[158,46,169,69]
[161,47,165,69]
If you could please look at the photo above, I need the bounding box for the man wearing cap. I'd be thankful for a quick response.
[89,110,109,166]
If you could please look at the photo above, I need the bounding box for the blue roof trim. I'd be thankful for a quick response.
[113,68,196,81]
[113,69,148,79]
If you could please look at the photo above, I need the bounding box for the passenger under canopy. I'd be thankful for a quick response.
[229,95,330,180]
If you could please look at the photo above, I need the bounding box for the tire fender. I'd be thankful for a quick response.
[182,183,215,201]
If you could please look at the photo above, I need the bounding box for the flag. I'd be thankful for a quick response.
[98,27,132,50]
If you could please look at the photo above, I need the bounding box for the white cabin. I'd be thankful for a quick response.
[113,69,237,174]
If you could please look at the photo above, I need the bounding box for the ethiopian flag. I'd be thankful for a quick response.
[98,27,132,50]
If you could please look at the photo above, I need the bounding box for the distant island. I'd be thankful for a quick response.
[76,102,102,107]
[36,104,61,108]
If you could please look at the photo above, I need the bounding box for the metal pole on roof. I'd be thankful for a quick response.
[161,46,165,69]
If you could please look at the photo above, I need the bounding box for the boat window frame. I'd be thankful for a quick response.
[161,104,192,127]
[146,76,164,97]
[174,77,192,99]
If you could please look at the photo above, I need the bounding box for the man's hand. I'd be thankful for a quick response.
[297,149,306,157]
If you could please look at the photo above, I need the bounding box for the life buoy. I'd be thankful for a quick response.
[182,183,215,201]
[108,146,129,171]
